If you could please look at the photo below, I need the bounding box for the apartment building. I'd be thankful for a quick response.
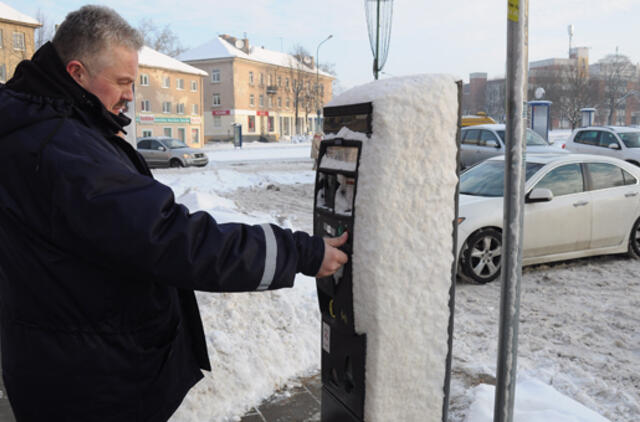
[0,2,40,83]
[136,46,207,147]
[179,34,335,142]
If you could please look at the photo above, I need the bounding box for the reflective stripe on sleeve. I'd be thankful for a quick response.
[257,223,277,290]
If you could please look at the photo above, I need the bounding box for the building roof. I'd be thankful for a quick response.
[138,46,208,76]
[0,2,41,26]
[178,36,333,78]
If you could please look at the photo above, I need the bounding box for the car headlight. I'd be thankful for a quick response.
[182,153,192,159]
[457,217,465,224]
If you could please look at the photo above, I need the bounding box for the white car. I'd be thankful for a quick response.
[564,126,640,166]
[460,124,564,169]
[457,153,640,283]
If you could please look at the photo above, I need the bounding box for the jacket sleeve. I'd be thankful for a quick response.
[45,139,324,293]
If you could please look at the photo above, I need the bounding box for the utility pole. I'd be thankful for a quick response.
[494,0,529,421]
[316,35,333,132]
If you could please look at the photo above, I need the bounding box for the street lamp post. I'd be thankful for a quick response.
[316,34,332,132]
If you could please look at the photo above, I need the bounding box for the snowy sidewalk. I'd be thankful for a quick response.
[240,373,321,422]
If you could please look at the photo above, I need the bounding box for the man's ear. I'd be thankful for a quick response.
[66,60,88,87]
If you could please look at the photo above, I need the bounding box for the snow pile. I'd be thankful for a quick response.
[465,377,611,422]
[329,74,459,421]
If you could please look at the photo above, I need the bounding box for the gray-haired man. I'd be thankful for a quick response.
[0,5,347,421]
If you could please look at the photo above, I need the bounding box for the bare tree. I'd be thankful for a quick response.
[593,54,635,124]
[34,9,55,49]
[137,18,186,57]
[288,45,315,135]
[559,62,596,128]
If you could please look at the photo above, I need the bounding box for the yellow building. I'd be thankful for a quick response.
[179,34,334,142]
[0,2,41,83]
[136,46,208,148]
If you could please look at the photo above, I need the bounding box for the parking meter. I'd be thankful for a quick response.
[314,75,460,422]
[529,100,552,141]
[314,135,366,421]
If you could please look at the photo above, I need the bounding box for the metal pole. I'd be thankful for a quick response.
[494,1,528,422]
[374,0,381,79]
[316,35,332,131]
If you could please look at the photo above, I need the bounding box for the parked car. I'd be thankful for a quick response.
[457,153,640,283]
[136,137,208,168]
[564,126,640,166]
[460,124,563,169]
[461,112,497,127]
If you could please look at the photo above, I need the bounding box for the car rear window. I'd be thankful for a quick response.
[587,163,625,190]
[460,161,544,197]
[574,130,599,146]
[618,132,640,148]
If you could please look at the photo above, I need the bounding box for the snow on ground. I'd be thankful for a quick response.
[158,140,638,421]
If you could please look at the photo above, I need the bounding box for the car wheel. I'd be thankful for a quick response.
[170,159,183,168]
[628,218,640,259]
[461,228,502,283]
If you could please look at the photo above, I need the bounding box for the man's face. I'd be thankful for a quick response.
[77,45,138,115]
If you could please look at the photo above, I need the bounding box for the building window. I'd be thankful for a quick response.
[285,78,289,89]
[259,95,264,107]
[277,76,281,87]
[192,104,199,115]
[140,74,149,86]
[268,97,272,108]
[213,116,221,127]
[191,80,197,91]
[268,116,274,132]
[162,76,170,88]
[177,78,184,90]
[162,101,172,113]
[277,97,282,108]
[141,99,151,112]
[0,64,6,83]
[249,94,255,107]
[268,74,272,85]
[248,71,254,85]
[248,116,256,132]
[286,98,290,108]
[212,94,221,107]
[0,30,3,49]
[211,69,220,83]
[142,130,152,137]
[192,128,200,144]
[177,127,186,142]
[12,32,25,51]
[259,73,264,86]
[177,103,185,114]
[163,127,172,137]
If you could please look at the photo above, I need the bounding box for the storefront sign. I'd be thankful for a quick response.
[190,116,202,124]
[257,110,269,116]
[137,115,155,123]
[212,110,230,116]
[153,117,191,123]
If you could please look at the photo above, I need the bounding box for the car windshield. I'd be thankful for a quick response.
[164,138,188,149]
[618,132,640,148]
[460,161,544,197]
[495,129,549,146]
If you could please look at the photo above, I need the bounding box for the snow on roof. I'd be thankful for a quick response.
[0,1,41,26]
[138,46,208,77]
[178,36,333,78]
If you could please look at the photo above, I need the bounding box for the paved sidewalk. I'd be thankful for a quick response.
[240,373,322,422]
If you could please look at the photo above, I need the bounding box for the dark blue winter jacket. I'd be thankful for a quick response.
[0,42,323,421]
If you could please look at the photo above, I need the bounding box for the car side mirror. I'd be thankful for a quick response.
[608,143,621,150]
[157,146,166,151]
[526,188,553,203]
[486,139,500,148]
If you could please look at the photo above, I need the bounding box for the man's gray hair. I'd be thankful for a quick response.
[52,5,143,71]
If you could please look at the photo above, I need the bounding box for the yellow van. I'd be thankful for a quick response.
[461,112,497,127]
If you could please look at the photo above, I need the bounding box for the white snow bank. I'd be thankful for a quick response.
[465,377,611,422]
[329,74,459,421]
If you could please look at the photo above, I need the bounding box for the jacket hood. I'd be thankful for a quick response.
[1,42,130,139]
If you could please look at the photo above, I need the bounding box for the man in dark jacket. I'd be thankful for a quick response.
[0,5,347,421]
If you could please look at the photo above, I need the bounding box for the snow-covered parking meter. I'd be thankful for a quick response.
[314,76,461,422]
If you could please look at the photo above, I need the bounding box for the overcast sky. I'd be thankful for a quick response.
[11,0,640,91]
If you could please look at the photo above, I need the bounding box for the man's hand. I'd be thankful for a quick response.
[316,232,349,278]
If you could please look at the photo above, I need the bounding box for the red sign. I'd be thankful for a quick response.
[139,115,154,122]
[212,110,230,116]
[256,110,269,116]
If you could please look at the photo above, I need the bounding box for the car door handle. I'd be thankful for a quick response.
[625,192,638,198]
[573,201,589,207]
